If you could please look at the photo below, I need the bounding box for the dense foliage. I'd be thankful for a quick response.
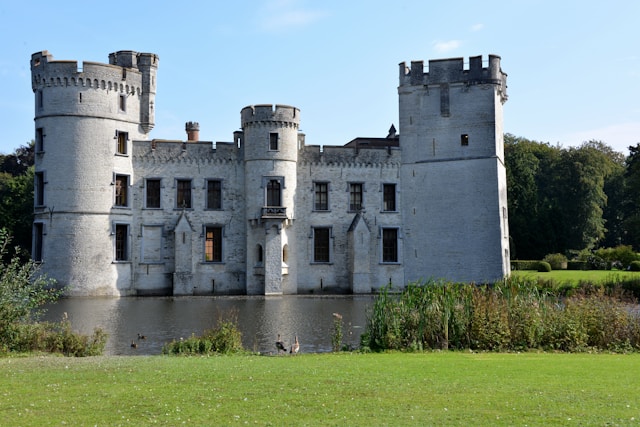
[0,142,35,257]
[361,278,640,353]
[0,229,106,355]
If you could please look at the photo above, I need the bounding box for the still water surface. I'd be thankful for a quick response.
[44,296,375,356]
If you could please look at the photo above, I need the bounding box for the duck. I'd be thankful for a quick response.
[275,334,287,354]
[130,340,138,349]
[137,333,147,340]
[290,336,300,355]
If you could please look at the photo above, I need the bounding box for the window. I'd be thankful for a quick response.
[37,90,43,109]
[314,182,329,211]
[382,228,398,263]
[207,180,222,210]
[461,134,469,146]
[114,174,129,207]
[35,128,44,152]
[115,224,129,261]
[256,244,263,264]
[35,171,45,206]
[33,223,44,262]
[146,179,161,208]
[119,94,126,112]
[116,131,128,155]
[205,226,223,262]
[176,179,192,208]
[269,133,279,151]
[349,183,363,211]
[383,184,396,212]
[313,227,330,263]
[266,179,281,207]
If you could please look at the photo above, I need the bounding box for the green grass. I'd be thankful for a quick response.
[1,353,638,426]
[512,269,640,284]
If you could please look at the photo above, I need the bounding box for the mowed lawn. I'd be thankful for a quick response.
[512,269,640,284]
[1,352,638,426]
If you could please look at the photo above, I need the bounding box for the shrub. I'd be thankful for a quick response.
[163,317,244,355]
[543,253,568,270]
[629,261,640,272]
[537,261,552,272]
[595,245,639,270]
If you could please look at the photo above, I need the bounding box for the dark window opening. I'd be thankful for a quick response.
[349,183,363,211]
[115,224,129,261]
[33,223,44,262]
[266,179,281,207]
[146,179,161,208]
[382,228,398,263]
[207,180,222,209]
[119,94,126,112]
[269,133,279,151]
[114,175,129,207]
[314,182,328,211]
[35,128,44,152]
[35,172,44,206]
[313,228,330,263]
[205,226,223,262]
[461,134,469,146]
[177,179,192,208]
[383,184,396,212]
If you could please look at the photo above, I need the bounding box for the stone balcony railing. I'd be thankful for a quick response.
[261,206,287,219]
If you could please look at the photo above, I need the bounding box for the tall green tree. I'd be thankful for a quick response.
[0,142,35,256]
[623,143,640,248]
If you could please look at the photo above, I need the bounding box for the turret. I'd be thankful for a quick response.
[30,50,159,296]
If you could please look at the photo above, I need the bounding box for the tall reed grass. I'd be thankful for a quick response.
[360,277,640,352]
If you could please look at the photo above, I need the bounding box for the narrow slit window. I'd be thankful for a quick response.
[269,133,279,151]
[461,134,469,146]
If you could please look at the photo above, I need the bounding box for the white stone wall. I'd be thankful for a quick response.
[32,51,509,296]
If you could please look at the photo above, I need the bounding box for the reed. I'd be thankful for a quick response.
[362,277,640,352]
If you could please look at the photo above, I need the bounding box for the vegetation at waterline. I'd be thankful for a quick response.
[1,352,638,426]
[361,277,640,353]
[0,229,106,356]
[162,318,244,355]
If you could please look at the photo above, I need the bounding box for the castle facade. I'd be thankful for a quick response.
[30,50,510,296]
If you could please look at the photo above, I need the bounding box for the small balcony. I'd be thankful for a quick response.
[261,206,287,219]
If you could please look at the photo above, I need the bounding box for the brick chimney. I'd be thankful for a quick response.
[185,121,200,142]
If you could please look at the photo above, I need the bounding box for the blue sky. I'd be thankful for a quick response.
[1,0,638,155]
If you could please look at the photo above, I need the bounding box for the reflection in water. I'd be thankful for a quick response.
[43,296,375,356]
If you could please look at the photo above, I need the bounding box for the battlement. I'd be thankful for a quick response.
[31,50,158,92]
[399,54,507,93]
[241,104,300,128]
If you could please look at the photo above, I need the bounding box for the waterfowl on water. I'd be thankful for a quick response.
[138,333,147,340]
[131,340,138,349]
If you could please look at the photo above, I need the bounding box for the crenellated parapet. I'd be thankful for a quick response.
[241,104,300,129]
[31,50,159,132]
[399,54,507,102]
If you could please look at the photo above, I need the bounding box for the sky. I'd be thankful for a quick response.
[1,0,639,155]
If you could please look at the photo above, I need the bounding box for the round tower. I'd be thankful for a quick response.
[241,104,300,295]
[30,50,159,296]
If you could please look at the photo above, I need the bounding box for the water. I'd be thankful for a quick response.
[43,295,375,356]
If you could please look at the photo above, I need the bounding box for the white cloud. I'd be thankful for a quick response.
[259,0,328,32]
[470,23,484,32]
[433,40,462,54]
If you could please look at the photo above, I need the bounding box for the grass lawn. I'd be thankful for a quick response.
[1,352,638,426]
[512,269,640,285]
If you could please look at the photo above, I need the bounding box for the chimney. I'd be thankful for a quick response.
[185,121,200,141]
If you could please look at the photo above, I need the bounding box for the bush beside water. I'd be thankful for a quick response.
[361,277,640,353]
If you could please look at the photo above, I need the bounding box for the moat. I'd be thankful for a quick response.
[44,295,374,355]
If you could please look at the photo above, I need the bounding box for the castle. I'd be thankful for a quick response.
[30,50,510,296]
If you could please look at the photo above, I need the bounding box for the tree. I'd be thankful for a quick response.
[0,229,60,350]
[0,142,35,256]
[622,143,640,248]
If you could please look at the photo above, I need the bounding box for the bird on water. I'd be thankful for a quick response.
[130,340,138,349]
